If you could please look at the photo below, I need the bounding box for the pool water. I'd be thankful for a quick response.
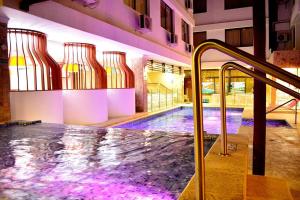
[242,118,291,127]
[0,123,216,200]
[115,107,244,134]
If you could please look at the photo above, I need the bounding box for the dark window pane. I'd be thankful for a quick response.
[193,0,207,13]
[182,20,189,43]
[161,1,166,29]
[166,6,173,32]
[226,29,241,47]
[161,1,174,33]
[193,31,206,47]
[225,0,252,9]
[225,27,253,47]
[241,27,253,46]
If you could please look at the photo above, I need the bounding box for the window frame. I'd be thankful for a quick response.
[193,0,207,13]
[225,27,253,47]
[182,20,190,44]
[124,0,149,16]
[161,1,174,33]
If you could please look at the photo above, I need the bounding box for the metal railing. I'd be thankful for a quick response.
[192,39,300,200]
[147,83,181,112]
[266,98,298,124]
[220,62,300,156]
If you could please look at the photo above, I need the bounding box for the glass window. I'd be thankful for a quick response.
[225,27,253,47]
[225,0,252,9]
[182,20,190,44]
[161,1,174,32]
[124,0,148,15]
[193,0,206,13]
[193,31,206,47]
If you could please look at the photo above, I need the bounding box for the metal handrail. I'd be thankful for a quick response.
[192,39,300,200]
[266,98,297,114]
[266,98,298,124]
[148,82,172,93]
[220,62,300,157]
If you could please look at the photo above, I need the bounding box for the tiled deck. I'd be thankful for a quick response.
[242,108,300,200]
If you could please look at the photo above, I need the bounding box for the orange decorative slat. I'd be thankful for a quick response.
[7,28,62,91]
[102,51,134,88]
[61,43,107,90]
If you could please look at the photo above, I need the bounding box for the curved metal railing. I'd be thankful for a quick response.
[192,39,300,200]
[147,82,181,111]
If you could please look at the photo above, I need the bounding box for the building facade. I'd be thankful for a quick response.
[0,0,194,122]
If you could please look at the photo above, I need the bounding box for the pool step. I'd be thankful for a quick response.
[0,120,42,127]
[246,175,293,200]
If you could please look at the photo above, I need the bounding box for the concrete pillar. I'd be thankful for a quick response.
[0,16,10,122]
[253,0,267,175]
[131,56,148,112]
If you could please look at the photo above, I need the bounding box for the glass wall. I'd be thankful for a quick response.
[200,69,255,107]
[146,61,184,112]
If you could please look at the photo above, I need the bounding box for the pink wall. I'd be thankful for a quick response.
[107,89,135,117]
[10,91,64,123]
[63,90,108,125]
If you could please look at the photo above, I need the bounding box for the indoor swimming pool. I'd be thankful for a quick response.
[0,123,216,200]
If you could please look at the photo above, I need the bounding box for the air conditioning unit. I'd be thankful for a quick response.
[167,32,178,45]
[277,32,289,42]
[137,15,152,33]
[185,43,192,53]
[185,0,193,10]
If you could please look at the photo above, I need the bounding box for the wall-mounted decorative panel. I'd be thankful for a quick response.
[102,51,134,88]
[7,28,62,91]
[62,43,107,89]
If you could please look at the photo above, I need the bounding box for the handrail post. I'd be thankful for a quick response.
[151,89,153,112]
[176,88,179,104]
[159,88,161,109]
[192,47,206,200]
[172,87,174,107]
[166,88,167,108]
[220,66,229,155]
[295,101,298,124]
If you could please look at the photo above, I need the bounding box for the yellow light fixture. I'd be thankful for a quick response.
[9,56,26,67]
[63,64,79,73]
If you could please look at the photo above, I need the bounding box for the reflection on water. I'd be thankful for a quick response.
[0,124,216,200]
[116,107,243,134]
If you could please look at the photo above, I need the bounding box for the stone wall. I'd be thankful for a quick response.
[0,21,10,122]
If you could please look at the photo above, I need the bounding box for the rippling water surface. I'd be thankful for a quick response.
[0,124,216,200]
